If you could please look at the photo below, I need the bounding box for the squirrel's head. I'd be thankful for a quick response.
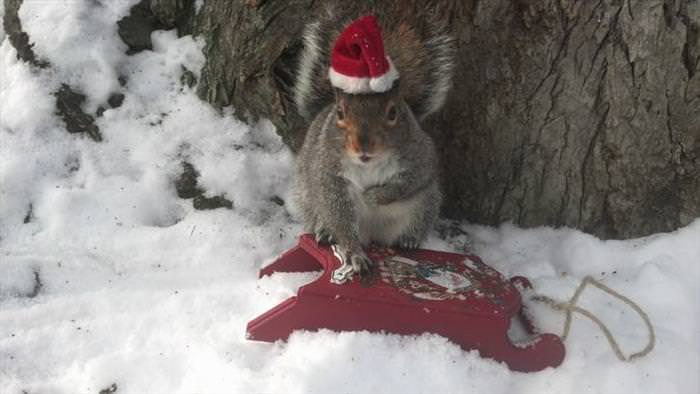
[334,84,405,164]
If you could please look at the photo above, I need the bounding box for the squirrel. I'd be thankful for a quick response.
[293,11,455,280]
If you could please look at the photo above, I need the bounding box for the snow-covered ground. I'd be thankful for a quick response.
[1,1,698,393]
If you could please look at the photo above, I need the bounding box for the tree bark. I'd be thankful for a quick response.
[164,0,700,238]
[7,0,699,238]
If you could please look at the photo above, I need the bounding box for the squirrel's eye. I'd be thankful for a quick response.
[386,103,398,125]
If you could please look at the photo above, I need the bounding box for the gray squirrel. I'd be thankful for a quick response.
[293,12,455,280]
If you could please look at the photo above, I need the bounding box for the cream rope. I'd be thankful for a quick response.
[531,276,655,361]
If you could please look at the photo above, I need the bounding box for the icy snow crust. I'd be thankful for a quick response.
[1,2,698,393]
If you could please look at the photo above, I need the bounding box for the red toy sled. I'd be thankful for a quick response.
[247,235,565,372]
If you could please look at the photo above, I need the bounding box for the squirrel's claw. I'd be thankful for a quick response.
[351,254,374,287]
[350,253,371,274]
[315,228,334,245]
[395,235,420,250]
[331,245,374,285]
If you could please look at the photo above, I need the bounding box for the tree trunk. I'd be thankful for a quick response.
[8,0,699,239]
[172,0,700,238]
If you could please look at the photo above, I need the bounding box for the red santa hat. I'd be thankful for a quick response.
[328,15,399,94]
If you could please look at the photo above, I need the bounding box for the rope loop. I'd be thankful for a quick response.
[531,276,655,362]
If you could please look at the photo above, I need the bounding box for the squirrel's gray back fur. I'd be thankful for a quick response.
[294,6,455,123]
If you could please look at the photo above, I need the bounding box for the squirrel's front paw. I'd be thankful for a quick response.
[314,228,334,245]
[350,253,374,286]
[350,253,371,274]
[331,246,374,285]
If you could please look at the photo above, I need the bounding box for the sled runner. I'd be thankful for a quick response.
[246,234,565,372]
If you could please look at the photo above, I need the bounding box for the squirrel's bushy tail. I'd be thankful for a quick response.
[294,7,455,122]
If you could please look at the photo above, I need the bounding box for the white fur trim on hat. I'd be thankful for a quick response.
[329,57,399,94]
[329,68,371,94]
[369,58,399,92]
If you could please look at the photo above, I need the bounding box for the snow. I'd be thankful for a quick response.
[1,1,699,393]
[18,0,138,111]
[194,0,204,15]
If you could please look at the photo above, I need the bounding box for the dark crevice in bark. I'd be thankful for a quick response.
[579,101,609,227]
[666,90,684,226]
[117,0,195,54]
[584,5,623,89]
[618,34,636,88]
[556,175,571,225]
[625,0,634,21]
[679,11,699,78]
[584,0,606,26]
[118,0,169,54]
[271,41,301,116]
[528,20,574,103]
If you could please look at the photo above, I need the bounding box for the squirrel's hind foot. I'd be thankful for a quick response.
[394,235,421,250]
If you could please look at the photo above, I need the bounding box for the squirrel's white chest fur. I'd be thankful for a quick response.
[341,155,418,246]
[341,154,399,190]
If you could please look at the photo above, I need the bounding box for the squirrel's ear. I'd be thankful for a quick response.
[333,88,343,102]
[333,89,347,107]
[333,89,347,125]
[385,101,398,126]
[388,79,401,96]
